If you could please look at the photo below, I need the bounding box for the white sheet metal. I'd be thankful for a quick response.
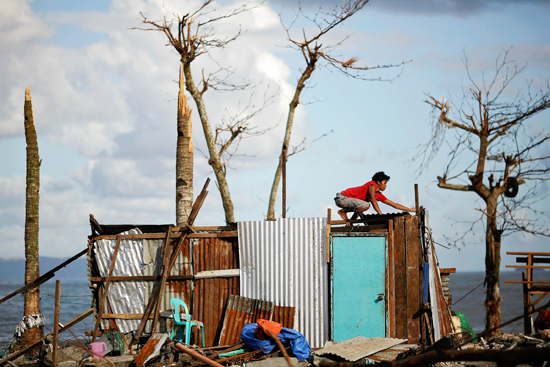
[94,228,146,333]
[238,217,328,348]
[425,210,441,341]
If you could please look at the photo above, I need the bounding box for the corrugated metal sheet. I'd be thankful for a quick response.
[315,336,406,361]
[272,305,296,330]
[219,295,274,345]
[218,295,296,346]
[192,238,240,346]
[94,228,146,333]
[365,344,416,363]
[238,217,328,348]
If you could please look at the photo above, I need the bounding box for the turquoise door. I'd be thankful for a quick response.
[331,235,386,342]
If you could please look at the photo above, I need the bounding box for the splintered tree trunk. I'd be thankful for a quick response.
[176,66,193,226]
[20,87,43,347]
[485,196,502,336]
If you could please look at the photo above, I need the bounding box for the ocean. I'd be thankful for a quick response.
[1,271,549,351]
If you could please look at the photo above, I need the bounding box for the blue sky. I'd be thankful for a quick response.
[0,0,549,272]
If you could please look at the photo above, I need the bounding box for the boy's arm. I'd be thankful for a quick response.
[367,185,383,215]
[380,199,415,212]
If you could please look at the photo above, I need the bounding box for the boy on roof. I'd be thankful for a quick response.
[334,171,415,221]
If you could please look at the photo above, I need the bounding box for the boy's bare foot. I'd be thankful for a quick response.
[338,209,349,222]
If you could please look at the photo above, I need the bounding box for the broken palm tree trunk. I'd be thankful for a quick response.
[176,65,194,227]
[17,87,44,350]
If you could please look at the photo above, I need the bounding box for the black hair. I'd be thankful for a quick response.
[372,171,390,183]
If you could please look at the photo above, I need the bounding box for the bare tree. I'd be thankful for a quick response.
[135,1,272,224]
[19,87,44,349]
[176,66,193,226]
[266,0,407,220]
[416,48,550,335]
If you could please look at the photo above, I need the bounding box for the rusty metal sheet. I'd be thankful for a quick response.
[315,336,406,362]
[219,295,275,345]
[273,305,296,329]
[192,238,240,346]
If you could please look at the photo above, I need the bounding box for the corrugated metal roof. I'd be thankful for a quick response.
[315,336,407,361]
[238,217,328,348]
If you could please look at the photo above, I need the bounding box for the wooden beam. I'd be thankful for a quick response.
[0,309,93,367]
[91,275,194,282]
[151,226,174,334]
[52,280,61,367]
[0,248,88,305]
[507,252,550,256]
[195,269,240,279]
[506,265,550,269]
[387,219,395,338]
[326,208,331,263]
[439,268,457,274]
[92,235,122,342]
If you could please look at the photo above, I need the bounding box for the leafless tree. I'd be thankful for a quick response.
[266,0,407,220]
[135,1,272,224]
[416,48,550,335]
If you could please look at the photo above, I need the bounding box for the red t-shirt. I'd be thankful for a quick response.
[341,181,388,202]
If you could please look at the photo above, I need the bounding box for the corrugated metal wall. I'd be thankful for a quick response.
[238,217,328,348]
[192,238,240,346]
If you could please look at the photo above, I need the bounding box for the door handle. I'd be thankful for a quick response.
[377,293,384,302]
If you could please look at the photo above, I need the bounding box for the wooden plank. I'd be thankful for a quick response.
[91,275,194,282]
[515,257,550,264]
[0,248,88,305]
[92,235,122,342]
[405,216,421,344]
[0,309,93,366]
[188,178,210,225]
[187,232,238,238]
[195,269,240,279]
[393,216,407,339]
[387,219,395,338]
[102,314,151,319]
[151,227,174,333]
[52,280,61,367]
[507,252,550,256]
[506,265,550,269]
[326,209,331,263]
[439,268,457,274]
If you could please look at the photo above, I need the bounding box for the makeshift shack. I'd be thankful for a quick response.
[86,207,453,349]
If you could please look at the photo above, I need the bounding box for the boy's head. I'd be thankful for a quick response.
[372,171,390,183]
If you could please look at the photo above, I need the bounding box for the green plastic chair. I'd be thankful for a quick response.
[170,298,205,347]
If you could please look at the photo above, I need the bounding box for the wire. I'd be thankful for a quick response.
[452,280,485,306]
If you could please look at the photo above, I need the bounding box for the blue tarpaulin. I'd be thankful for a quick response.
[240,323,311,360]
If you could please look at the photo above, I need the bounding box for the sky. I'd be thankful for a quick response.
[0,0,549,272]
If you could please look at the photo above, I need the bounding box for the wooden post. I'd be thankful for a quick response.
[282,150,286,218]
[414,184,420,217]
[388,219,395,338]
[52,280,61,367]
[326,209,331,263]
[151,227,174,333]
